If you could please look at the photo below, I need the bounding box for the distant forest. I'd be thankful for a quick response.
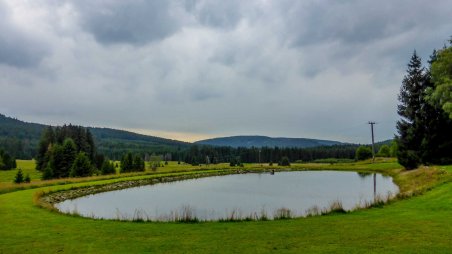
[0,114,384,164]
[180,144,361,165]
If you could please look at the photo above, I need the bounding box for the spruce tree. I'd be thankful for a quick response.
[42,162,54,180]
[396,51,425,169]
[24,174,31,183]
[133,155,145,171]
[85,129,95,161]
[120,152,134,173]
[14,169,24,184]
[36,127,55,171]
[61,138,77,176]
[0,151,14,170]
[70,152,93,177]
[101,159,116,175]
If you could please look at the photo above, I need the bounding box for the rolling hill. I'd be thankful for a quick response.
[0,114,189,159]
[195,135,345,148]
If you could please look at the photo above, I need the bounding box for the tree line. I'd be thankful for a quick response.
[180,144,361,165]
[396,37,452,169]
[35,125,146,179]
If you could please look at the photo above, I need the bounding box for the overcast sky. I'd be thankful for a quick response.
[1,0,451,143]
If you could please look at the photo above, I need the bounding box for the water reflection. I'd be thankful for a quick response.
[357,172,372,178]
[56,171,399,221]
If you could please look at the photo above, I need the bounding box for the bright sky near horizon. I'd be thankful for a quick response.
[1,0,451,143]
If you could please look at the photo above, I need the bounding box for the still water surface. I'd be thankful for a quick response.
[56,171,399,221]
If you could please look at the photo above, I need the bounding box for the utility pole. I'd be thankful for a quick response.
[368,121,376,162]
[259,149,261,166]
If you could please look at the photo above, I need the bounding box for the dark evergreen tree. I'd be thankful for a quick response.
[24,173,31,183]
[35,125,101,179]
[94,154,105,171]
[36,127,55,171]
[42,161,54,180]
[70,152,93,177]
[101,159,116,175]
[120,152,134,173]
[85,129,95,161]
[61,138,77,177]
[14,168,24,184]
[50,139,77,178]
[0,150,16,170]
[396,51,425,169]
[50,144,64,177]
[132,155,145,171]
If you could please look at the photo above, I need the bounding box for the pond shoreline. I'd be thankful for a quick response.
[40,168,284,206]
[40,169,400,222]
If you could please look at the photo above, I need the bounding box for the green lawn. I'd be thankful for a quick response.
[0,160,451,253]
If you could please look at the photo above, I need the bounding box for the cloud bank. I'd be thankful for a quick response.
[1,0,451,143]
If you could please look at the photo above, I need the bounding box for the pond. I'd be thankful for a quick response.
[55,171,399,221]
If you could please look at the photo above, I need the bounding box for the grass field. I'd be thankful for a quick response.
[0,159,451,253]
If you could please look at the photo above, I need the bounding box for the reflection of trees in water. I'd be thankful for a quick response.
[357,172,372,178]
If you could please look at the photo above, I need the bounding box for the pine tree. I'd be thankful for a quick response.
[120,152,134,173]
[42,161,54,180]
[101,159,116,175]
[85,129,95,161]
[36,127,55,171]
[24,174,31,183]
[132,155,145,171]
[0,151,15,170]
[61,138,77,176]
[70,152,93,177]
[396,51,425,169]
[14,169,24,184]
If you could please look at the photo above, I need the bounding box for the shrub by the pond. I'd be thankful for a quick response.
[101,159,116,175]
[24,173,31,183]
[355,146,373,161]
[279,156,290,166]
[377,145,391,157]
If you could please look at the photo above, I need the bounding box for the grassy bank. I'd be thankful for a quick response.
[0,159,451,253]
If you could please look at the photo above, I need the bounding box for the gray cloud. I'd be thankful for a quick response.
[284,0,452,47]
[186,0,244,29]
[1,0,452,143]
[0,2,49,67]
[72,0,184,45]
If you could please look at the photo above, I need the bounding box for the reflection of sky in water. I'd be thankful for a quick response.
[56,171,399,221]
